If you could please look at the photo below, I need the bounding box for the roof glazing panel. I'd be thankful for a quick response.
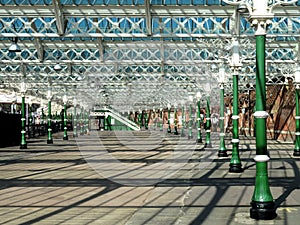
[0,0,227,5]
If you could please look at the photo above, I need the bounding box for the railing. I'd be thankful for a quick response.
[105,107,140,131]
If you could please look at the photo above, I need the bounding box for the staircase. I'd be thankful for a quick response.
[91,107,140,131]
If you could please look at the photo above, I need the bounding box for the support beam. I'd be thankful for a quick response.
[97,38,105,62]
[29,18,45,62]
[53,0,65,36]
[145,0,152,36]
[33,38,44,62]
[0,5,298,17]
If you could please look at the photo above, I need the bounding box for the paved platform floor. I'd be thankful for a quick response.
[0,129,300,225]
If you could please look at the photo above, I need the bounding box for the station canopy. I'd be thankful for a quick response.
[0,0,299,111]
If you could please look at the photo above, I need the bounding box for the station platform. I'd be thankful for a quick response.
[0,130,300,225]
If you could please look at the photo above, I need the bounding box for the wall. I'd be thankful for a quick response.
[0,113,21,147]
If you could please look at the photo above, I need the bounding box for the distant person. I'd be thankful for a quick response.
[211,112,219,132]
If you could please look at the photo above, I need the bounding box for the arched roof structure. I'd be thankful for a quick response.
[0,0,299,111]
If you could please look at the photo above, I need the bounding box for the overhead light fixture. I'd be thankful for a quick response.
[54,63,62,72]
[9,37,21,53]
[76,75,85,81]
[237,4,249,14]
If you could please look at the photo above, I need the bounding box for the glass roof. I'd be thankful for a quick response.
[0,0,224,5]
[0,0,299,110]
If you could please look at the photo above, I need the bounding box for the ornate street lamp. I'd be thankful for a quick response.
[223,0,297,220]
[173,103,179,135]
[63,94,68,140]
[80,105,86,134]
[196,91,203,143]
[180,102,186,137]
[138,109,143,130]
[144,108,149,130]
[188,95,194,139]
[20,79,27,149]
[294,65,300,156]
[9,37,21,53]
[47,85,53,144]
[218,66,228,157]
[159,107,163,131]
[204,81,212,148]
[167,103,172,133]
[229,38,243,173]
[54,62,62,72]
[28,97,34,138]
[40,99,46,135]
[73,98,78,137]
[84,106,89,134]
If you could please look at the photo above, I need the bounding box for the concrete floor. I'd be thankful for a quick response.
[0,129,300,225]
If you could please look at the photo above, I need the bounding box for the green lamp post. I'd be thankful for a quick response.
[63,94,68,140]
[196,91,203,143]
[80,106,84,135]
[167,103,172,133]
[218,66,228,157]
[46,86,53,144]
[173,103,179,135]
[138,109,143,129]
[181,103,186,137]
[294,65,300,156]
[247,0,285,220]
[85,109,89,134]
[40,99,46,136]
[28,97,33,138]
[188,95,193,140]
[222,0,297,219]
[152,108,156,130]
[204,81,212,148]
[229,39,243,172]
[73,98,78,137]
[20,80,27,149]
[144,109,149,130]
[159,108,163,131]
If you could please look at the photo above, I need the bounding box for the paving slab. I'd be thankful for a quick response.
[0,131,300,224]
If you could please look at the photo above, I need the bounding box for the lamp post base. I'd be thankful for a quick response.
[197,138,203,143]
[250,201,277,220]
[293,150,300,157]
[47,139,53,144]
[20,144,27,149]
[188,135,193,140]
[181,133,185,137]
[204,143,212,148]
[229,163,243,173]
[63,136,68,140]
[218,151,228,157]
[73,134,78,138]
